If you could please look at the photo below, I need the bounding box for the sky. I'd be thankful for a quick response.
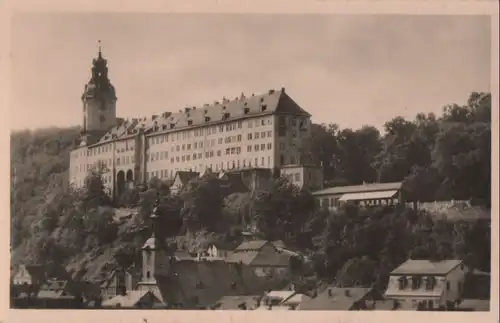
[9,13,491,131]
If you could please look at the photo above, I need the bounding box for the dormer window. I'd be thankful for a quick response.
[187,120,193,126]
[411,276,421,290]
[222,106,227,110]
[170,123,175,129]
[162,125,167,130]
[261,104,267,111]
[223,112,230,120]
[205,117,211,122]
[398,276,408,290]
[425,276,436,290]
[244,107,250,114]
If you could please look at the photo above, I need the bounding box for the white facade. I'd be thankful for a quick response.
[384,259,467,310]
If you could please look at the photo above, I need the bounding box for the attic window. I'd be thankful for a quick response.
[261,104,267,111]
[260,97,265,102]
[204,110,208,114]
[244,107,250,114]
[268,89,275,94]
[205,117,211,122]
[223,112,230,120]
[170,123,175,129]
[187,120,193,126]
[162,125,167,130]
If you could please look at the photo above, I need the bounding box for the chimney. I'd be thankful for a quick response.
[327,289,332,297]
[344,289,351,297]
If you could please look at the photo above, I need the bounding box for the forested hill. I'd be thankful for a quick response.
[10,92,492,284]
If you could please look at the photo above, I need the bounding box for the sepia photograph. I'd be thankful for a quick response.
[6,5,496,316]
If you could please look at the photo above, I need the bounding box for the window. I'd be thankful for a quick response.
[280,155,285,165]
[248,121,253,128]
[267,143,272,150]
[261,131,266,138]
[237,135,242,142]
[247,145,252,152]
[411,276,421,290]
[398,277,408,290]
[248,133,253,140]
[260,144,265,150]
[446,281,450,290]
[255,145,259,152]
[290,156,296,164]
[255,132,260,139]
[425,277,436,290]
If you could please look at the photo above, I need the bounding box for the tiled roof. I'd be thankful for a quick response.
[154,259,266,308]
[251,251,291,267]
[234,240,270,252]
[298,287,373,310]
[390,259,463,275]
[102,290,160,308]
[93,88,309,145]
[312,182,403,196]
[226,251,260,265]
[37,280,79,300]
[212,295,262,310]
[210,241,238,251]
[176,171,200,185]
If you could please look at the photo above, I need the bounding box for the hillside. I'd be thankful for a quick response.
[10,92,492,287]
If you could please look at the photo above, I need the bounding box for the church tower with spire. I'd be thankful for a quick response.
[137,197,170,291]
[81,41,117,142]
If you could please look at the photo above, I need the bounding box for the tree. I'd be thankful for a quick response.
[180,174,224,232]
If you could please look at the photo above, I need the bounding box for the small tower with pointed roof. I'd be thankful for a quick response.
[137,196,170,288]
[81,41,117,142]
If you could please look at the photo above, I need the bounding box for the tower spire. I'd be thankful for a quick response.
[97,40,102,59]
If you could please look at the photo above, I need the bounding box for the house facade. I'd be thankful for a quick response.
[384,259,468,310]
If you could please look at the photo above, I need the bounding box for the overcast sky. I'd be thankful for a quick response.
[9,13,491,131]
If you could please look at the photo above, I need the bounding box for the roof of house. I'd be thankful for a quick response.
[251,250,291,267]
[150,259,268,309]
[312,182,403,196]
[234,240,270,252]
[37,280,79,300]
[212,295,262,310]
[174,171,200,186]
[102,290,160,308]
[298,287,373,310]
[265,290,296,300]
[18,264,46,282]
[226,251,260,265]
[92,88,310,146]
[210,241,238,251]
[390,259,463,275]
[281,293,311,305]
[174,251,194,261]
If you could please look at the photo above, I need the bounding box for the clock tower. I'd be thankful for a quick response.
[81,41,117,141]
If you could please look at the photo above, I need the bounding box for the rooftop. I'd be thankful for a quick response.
[91,87,310,146]
[312,182,403,196]
[390,259,464,275]
[234,240,271,252]
[298,287,373,311]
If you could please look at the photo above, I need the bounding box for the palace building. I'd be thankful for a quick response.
[69,45,322,198]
